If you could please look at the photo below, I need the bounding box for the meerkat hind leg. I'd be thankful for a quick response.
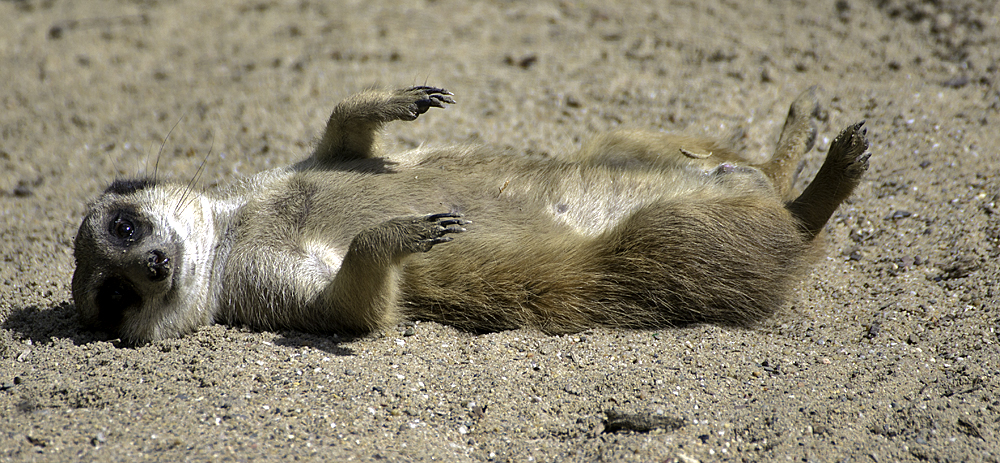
[786,121,869,239]
[592,195,812,327]
[312,86,455,163]
[759,87,820,200]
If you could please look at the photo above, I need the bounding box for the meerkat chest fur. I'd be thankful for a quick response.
[73,86,870,344]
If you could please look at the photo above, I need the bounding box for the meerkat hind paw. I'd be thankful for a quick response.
[831,120,871,174]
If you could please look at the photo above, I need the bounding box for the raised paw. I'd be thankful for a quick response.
[828,121,871,178]
[392,86,456,121]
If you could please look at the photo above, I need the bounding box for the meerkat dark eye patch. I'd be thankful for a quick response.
[105,177,157,196]
[112,217,136,240]
[94,276,140,330]
[105,207,150,245]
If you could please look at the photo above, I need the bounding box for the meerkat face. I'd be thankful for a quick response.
[73,179,217,344]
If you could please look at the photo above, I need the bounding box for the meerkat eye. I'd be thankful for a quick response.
[112,217,136,241]
[105,207,147,245]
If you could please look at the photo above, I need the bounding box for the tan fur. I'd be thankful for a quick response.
[72,86,870,344]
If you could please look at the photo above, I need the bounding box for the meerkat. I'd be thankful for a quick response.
[72,86,870,344]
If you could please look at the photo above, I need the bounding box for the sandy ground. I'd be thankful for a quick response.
[2,0,998,461]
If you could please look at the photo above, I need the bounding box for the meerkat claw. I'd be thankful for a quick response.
[411,87,456,114]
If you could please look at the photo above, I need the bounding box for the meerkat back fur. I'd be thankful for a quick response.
[72,86,871,344]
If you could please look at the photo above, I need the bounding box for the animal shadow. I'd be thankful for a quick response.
[2,301,104,346]
[1,302,355,356]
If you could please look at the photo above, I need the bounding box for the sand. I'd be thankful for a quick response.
[1,0,998,461]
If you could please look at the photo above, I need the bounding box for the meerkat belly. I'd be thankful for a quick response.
[247,151,743,280]
[473,161,718,237]
[302,158,720,241]
[541,170,707,236]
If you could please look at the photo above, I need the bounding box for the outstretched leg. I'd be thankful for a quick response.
[786,121,870,238]
[312,86,455,163]
[759,87,820,200]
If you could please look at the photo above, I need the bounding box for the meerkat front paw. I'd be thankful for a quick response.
[407,212,469,252]
[371,212,469,255]
[349,212,468,261]
[391,86,456,121]
[313,86,456,162]
[828,121,871,179]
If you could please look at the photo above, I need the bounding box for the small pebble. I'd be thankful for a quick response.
[888,210,912,220]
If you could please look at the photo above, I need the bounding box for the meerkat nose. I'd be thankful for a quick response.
[146,250,171,281]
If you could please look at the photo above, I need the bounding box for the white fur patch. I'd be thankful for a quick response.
[302,241,344,279]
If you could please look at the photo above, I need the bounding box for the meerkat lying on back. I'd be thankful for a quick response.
[72,86,870,344]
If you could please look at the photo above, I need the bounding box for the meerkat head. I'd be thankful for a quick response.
[73,178,218,344]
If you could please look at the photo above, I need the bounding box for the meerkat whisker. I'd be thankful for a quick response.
[152,115,185,184]
[174,136,214,216]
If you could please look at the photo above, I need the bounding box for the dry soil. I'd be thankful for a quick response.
[1,0,998,461]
